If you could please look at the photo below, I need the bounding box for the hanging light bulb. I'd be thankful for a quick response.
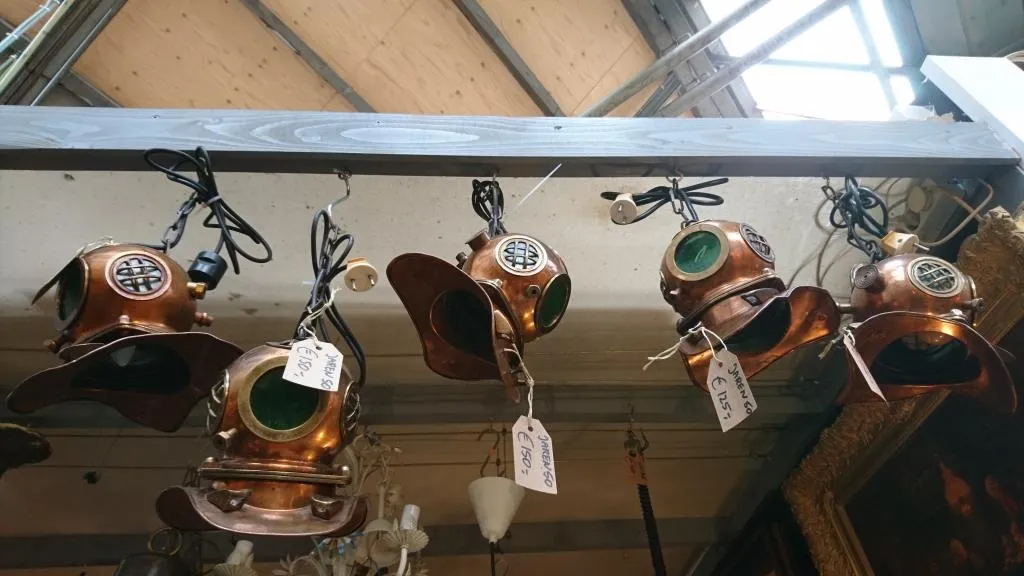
[387,179,571,400]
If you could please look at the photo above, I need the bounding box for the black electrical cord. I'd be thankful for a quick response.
[600,177,729,224]
[471,179,507,236]
[294,209,367,393]
[143,147,273,273]
[822,176,889,262]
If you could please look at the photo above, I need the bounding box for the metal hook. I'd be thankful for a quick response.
[326,169,352,230]
[476,424,505,477]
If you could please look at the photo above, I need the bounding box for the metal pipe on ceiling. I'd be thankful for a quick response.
[581,0,772,117]
[0,0,76,99]
[658,0,850,117]
[28,2,117,105]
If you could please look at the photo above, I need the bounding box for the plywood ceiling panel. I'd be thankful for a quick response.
[573,37,659,116]
[260,0,414,79]
[477,0,644,113]
[351,0,540,115]
[46,0,348,110]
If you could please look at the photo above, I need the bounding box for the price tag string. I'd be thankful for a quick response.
[642,323,727,371]
[296,287,340,348]
[841,329,887,402]
[503,346,536,427]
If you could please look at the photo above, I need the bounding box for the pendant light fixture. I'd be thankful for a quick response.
[156,175,372,537]
[823,178,1016,413]
[387,178,571,401]
[607,177,840,386]
[6,147,271,432]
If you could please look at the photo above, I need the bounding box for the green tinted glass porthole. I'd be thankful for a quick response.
[674,231,722,274]
[538,275,571,329]
[249,367,320,431]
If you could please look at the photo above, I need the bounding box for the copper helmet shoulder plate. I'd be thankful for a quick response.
[6,332,241,432]
[678,285,840,387]
[838,311,1017,413]
[157,344,368,537]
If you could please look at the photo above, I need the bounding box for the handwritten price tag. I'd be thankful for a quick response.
[706,350,757,433]
[512,415,557,494]
[283,339,344,392]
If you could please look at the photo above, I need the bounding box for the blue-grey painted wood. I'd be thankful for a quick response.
[0,106,1016,177]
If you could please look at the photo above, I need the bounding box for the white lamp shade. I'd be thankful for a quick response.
[468,476,525,543]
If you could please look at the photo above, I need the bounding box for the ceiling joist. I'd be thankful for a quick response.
[454,0,563,116]
[239,0,375,113]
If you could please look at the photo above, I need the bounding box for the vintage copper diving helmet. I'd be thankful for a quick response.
[156,191,371,538]
[607,177,839,388]
[6,242,241,432]
[5,147,271,432]
[387,179,571,400]
[155,344,368,537]
[837,251,1016,413]
[661,220,840,387]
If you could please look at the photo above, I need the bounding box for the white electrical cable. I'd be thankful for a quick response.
[918,181,994,248]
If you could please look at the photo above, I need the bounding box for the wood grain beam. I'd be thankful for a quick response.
[453,0,563,116]
[0,105,1015,177]
[238,0,374,113]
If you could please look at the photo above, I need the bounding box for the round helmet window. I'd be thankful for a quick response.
[674,231,723,275]
[908,257,962,297]
[538,275,571,330]
[248,367,321,431]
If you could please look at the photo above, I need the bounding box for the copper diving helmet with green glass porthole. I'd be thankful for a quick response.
[157,189,372,537]
[836,246,1016,413]
[387,179,571,401]
[604,177,840,388]
[6,148,271,433]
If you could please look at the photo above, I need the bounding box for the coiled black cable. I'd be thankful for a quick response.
[822,176,888,262]
[600,177,729,224]
[294,209,367,392]
[143,147,273,273]
[471,179,507,236]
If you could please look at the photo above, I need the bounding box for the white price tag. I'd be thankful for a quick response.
[512,415,557,494]
[706,350,757,432]
[283,339,344,392]
[843,331,886,401]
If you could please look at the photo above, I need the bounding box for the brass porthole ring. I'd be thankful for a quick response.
[236,356,329,443]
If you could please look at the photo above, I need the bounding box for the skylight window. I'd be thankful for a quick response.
[700,0,914,120]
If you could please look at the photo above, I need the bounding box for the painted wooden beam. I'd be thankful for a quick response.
[239,0,375,113]
[0,518,724,568]
[0,17,117,107]
[0,105,1015,177]
[453,0,563,116]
